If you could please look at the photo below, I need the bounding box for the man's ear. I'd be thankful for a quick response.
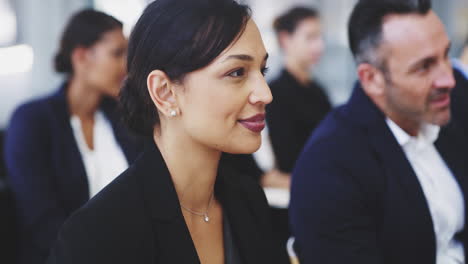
[147,70,178,117]
[357,63,386,98]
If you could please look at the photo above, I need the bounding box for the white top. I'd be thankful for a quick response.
[70,111,129,198]
[386,118,465,264]
[263,187,290,209]
[452,58,468,79]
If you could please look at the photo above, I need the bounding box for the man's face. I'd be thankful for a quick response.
[379,11,455,129]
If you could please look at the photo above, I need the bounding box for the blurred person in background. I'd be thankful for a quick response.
[290,0,468,263]
[452,36,468,77]
[46,0,283,263]
[4,9,141,264]
[264,6,332,263]
[267,7,331,178]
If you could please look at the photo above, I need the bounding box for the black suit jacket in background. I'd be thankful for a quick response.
[47,140,283,264]
[290,83,468,264]
[267,69,331,173]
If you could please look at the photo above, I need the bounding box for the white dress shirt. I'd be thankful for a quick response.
[452,58,468,79]
[386,118,465,264]
[71,111,129,198]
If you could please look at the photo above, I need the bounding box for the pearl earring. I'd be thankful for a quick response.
[170,110,177,117]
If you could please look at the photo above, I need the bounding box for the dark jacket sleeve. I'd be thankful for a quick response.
[451,67,468,135]
[46,209,117,264]
[290,135,384,264]
[4,102,67,264]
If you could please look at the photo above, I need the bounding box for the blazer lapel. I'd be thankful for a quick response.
[345,84,436,255]
[49,84,90,203]
[216,169,266,264]
[436,121,468,196]
[135,140,276,263]
[435,121,468,241]
[135,140,200,264]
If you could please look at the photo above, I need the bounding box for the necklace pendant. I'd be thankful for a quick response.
[204,214,210,222]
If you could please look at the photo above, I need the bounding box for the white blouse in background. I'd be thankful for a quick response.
[70,111,129,198]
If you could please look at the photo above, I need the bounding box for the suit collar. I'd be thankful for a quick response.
[49,82,139,163]
[340,82,383,127]
[132,140,199,262]
[216,171,270,264]
[50,81,122,128]
[344,83,437,255]
[134,139,180,220]
[385,117,440,146]
[135,140,270,264]
[344,82,468,253]
[344,83,431,202]
[435,122,468,243]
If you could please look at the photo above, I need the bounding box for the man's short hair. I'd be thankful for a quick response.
[348,0,432,69]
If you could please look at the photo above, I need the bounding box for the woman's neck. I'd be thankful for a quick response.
[67,77,102,120]
[284,57,311,86]
[154,127,221,211]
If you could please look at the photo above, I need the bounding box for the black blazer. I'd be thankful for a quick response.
[451,66,468,135]
[47,140,282,264]
[267,69,331,173]
[4,83,142,264]
[290,83,468,264]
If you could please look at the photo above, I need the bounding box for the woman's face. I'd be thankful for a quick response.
[174,19,272,154]
[283,17,324,67]
[84,28,127,98]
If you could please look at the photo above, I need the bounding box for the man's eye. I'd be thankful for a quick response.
[419,62,432,72]
[228,68,245,77]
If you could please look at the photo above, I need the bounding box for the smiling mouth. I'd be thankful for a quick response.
[430,94,450,109]
[238,113,266,133]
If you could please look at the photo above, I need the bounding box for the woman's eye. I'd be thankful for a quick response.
[228,68,245,77]
[261,67,269,76]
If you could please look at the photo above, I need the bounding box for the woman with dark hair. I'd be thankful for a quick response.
[47,0,282,263]
[4,9,141,264]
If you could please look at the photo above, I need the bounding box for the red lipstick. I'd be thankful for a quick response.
[238,113,266,133]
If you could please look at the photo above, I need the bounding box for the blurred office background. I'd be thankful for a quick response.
[0,1,467,263]
[0,0,467,129]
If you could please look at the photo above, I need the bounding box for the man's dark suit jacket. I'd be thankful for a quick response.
[47,140,282,263]
[451,66,468,135]
[4,84,142,264]
[289,84,468,264]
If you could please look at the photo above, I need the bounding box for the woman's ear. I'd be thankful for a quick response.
[147,70,178,117]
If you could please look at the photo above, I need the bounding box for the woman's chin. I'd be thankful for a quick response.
[223,140,261,155]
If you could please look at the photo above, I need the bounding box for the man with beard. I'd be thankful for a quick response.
[290,0,468,263]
